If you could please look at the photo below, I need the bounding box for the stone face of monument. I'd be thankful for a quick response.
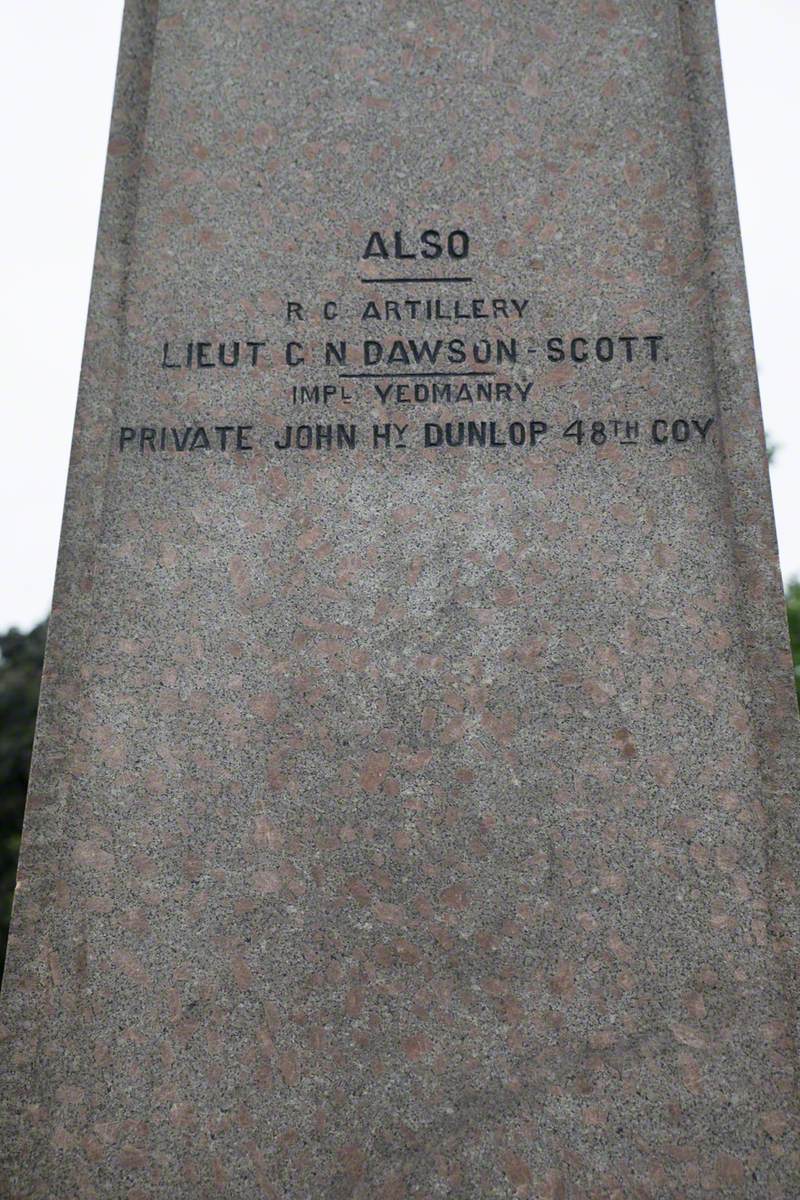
[2,1,799,1196]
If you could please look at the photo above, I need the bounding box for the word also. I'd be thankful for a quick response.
[362,229,469,260]
[119,425,253,452]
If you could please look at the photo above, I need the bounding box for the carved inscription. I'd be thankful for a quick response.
[117,228,715,463]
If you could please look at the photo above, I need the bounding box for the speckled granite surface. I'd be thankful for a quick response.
[1,2,798,1196]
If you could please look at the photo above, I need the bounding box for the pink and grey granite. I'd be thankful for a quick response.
[1,1,798,1196]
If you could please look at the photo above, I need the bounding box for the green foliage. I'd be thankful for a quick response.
[0,620,46,978]
[785,580,800,711]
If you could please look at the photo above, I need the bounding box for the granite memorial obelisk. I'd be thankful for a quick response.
[1,1,798,1196]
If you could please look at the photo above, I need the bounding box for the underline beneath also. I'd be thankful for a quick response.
[338,370,497,379]
[358,276,474,284]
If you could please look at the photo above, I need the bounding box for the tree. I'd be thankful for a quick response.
[785,580,800,711]
[0,620,46,978]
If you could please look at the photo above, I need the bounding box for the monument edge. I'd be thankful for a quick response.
[678,0,800,1062]
[0,0,160,1005]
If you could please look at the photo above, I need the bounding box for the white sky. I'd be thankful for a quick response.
[0,1,798,633]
